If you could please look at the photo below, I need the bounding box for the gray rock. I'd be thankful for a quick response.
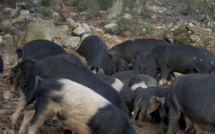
[12,15,25,24]
[65,36,80,48]
[73,25,86,36]
[112,35,119,40]
[104,23,118,33]
[20,10,30,16]
[0,20,12,31]
[123,13,132,19]
[2,34,14,45]
[2,7,13,14]
[58,25,70,35]
[82,23,91,33]
[66,18,78,30]
[0,36,3,45]
[0,110,7,115]
[81,34,89,41]
[53,12,62,22]
[19,18,68,45]
[10,8,20,18]
[3,91,14,100]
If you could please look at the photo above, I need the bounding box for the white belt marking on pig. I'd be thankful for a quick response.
[49,79,111,134]
[130,82,148,91]
[111,78,124,92]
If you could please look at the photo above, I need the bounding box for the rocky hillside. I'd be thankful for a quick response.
[0,1,215,134]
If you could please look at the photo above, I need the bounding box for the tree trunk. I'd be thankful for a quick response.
[108,0,124,18]
[134,0,147,14]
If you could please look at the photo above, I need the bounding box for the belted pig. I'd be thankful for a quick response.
[18,77,137,134]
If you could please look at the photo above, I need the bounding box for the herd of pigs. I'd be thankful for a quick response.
[0,35,215,134]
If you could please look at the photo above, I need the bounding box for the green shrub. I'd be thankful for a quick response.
[38,7,53,17]
[118,17,137,32]
[71,0,113,11]
[121,0,136,14]
[41,0,53,7]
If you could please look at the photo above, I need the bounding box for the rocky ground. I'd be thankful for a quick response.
[0,1,215,134]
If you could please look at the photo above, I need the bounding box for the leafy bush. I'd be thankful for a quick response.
[118,15,152,35]
[41,0,52,6]
[71,0,113,11]
[38,7,53,17]
[118,17,137,32]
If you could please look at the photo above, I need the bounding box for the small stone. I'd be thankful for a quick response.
[20,10,30,16]
[65,36,80,48]
[0,110,7,115]
[66,18,78,30]
[3,91,14,100]
[73,25,86,36]
[123,13,132,19]
[104,23,118,33]
[81,34,89,41]
[82,23,91,33]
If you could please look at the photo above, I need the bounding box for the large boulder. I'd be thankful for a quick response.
[163,20,195,44]
[19,18,69,45]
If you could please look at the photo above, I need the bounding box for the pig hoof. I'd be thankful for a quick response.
[159,80,164,86]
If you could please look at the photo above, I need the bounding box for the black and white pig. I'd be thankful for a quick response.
[112,70,141,86]
[128,74,159,91]
[18,77,137,134]
[160,74,215,134]
[151,43,215,86]
[9,54,129,127]
[0,55,3,79]
[16,39,66,61]
[132,51,156,77]
[109,38,168,63]
[96,74,135,115]
[77,35,116,75]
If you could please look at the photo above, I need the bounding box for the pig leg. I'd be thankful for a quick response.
[11,96,27,127]
[131,100,142,123]
[184,116,193,132]
[159,67,171,86]
[166,108,180,134]
[166,95,181,134]
[18,110,35,134]
[137,109,147,127]
[27,99,52,134]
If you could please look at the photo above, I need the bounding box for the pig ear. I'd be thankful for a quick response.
[19,59,36,73]
[147,96,161,115]
[34,76,43,89]
[108,51,113,58]
[16,48,24,59]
